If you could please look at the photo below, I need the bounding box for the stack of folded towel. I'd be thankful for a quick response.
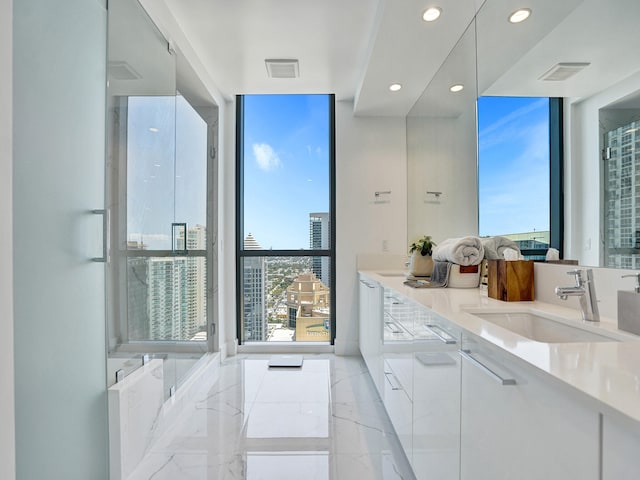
[429,237,484,288]
[432,236,484,266]
[480,236,521,260]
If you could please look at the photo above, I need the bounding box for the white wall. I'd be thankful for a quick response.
[335,102,407,354]
[13,1,109,478]
[0,0,15,478]
[566,70,640,265]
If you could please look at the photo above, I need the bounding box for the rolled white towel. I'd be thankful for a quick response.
[481,236,521,260]
[432,236,484,266]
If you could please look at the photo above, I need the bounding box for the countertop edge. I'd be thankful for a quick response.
[359,269,640,426]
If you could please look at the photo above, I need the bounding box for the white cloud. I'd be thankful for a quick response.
[253,143,282,171]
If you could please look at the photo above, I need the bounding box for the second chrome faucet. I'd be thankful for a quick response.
[555,269,600,322]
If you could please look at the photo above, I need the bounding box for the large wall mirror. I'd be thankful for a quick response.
[407,0,640,269]
[407,0,478,245]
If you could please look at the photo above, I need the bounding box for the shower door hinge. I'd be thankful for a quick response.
[210,323,216,336]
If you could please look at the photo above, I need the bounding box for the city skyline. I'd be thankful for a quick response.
[128,224,208,342]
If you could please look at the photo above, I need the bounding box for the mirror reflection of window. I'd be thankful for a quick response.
[477,96,553,259]
[603,117,640,269]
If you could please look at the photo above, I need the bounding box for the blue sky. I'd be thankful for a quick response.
[243,94,330,249]
[126,94,548,249]
[478,96,550,237]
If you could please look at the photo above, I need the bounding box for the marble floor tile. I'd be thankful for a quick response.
[127,354,415,480]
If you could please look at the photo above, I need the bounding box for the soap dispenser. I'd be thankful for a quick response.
[618,273,640,335]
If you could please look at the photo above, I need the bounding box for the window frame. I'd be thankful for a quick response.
[235,94,337,345]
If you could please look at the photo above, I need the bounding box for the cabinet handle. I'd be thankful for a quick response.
[91,208,109,263]
[459,349,517,386]
[385,321,405,334]
[425,324,457,344]
[384,371,403,390]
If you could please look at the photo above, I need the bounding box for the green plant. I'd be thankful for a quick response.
[409,235,436,256]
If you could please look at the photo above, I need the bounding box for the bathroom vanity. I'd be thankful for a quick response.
[359,271,640,480]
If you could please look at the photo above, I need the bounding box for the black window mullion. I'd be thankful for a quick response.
[549,97,564,257]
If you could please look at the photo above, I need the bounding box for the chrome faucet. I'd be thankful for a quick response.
[555,269,600,322]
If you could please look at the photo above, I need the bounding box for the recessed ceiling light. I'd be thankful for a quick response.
[449,84,464,93]
[509,8,531,24]
[149,127,159,133]
[389,83,402,92]
[422,6,442,22]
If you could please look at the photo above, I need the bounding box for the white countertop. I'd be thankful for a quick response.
[360,270,640,425]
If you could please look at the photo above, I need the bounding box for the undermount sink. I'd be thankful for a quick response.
[470,311,618,343]
[377,272,406,277]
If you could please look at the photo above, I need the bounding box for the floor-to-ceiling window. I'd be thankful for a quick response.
[236,94,336,344]
[478,96,563,258]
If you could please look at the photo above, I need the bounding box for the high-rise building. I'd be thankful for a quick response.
[309,212,330,287]
[126,241,150,341]
[605,120,640,269]
[136,225,208,341]
[286,272,330,341]
[148,256,188,340]
[185,225,207,338]
[243,233,267,341]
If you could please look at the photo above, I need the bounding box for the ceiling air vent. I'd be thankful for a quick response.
[265,59,299,79]
[108,61,141,81]
[539,62,590,82]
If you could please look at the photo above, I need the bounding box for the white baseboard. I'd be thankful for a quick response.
[333,338,360,356]
[238,342,334,354]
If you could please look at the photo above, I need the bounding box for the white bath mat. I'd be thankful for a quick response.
[268,355,304,367]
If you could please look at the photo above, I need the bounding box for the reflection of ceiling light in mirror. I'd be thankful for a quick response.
[149,127,158,132]
[509,8,531,23]
[625,128,639,134]
[449,84,464,92]
[422,7,442,22]
[389,83,402,92]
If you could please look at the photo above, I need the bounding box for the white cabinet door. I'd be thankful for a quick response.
[359,275,384,396]
[603,413,640,479]
[460,333,599,480]
[381,289,414,461]
[383,361,414,460]
[412,308,461,480]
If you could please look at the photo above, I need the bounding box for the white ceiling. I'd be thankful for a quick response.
[158,0,640,117]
